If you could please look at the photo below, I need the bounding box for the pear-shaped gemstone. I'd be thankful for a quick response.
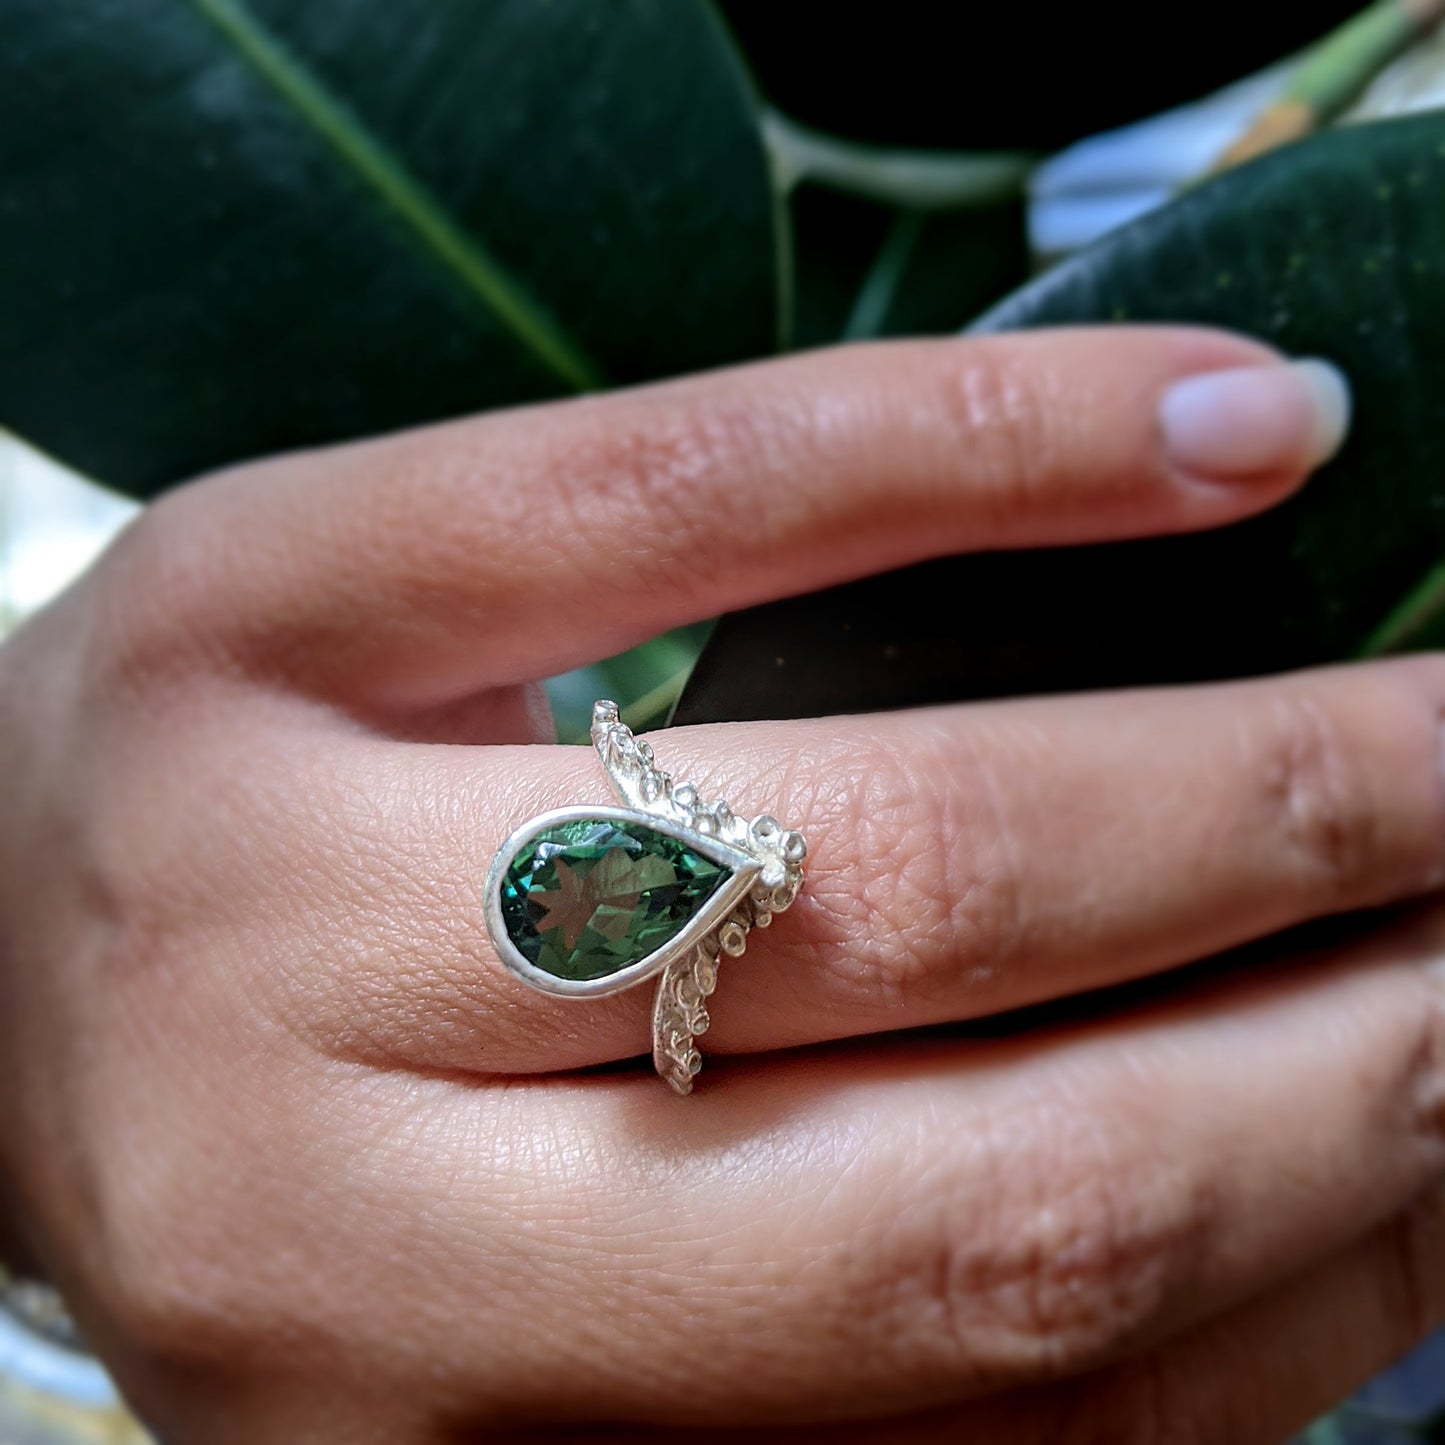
[498,818,732,981]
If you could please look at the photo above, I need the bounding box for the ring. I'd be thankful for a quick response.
[484,701,808,1094]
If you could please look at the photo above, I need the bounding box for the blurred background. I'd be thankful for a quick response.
[4,1,1445,1439]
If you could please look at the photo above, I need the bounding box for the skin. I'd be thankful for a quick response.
[0,327,1441,1443]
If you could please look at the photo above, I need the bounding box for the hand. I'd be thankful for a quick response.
[1,328,1439,1444]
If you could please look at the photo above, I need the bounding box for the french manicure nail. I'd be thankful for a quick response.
[1159,358,1352,481]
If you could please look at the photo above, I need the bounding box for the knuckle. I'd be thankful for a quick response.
[930,744,1029,1003]
[1258,691,1380,896]
[557,394,773,602]
[937,342,1057,518]
[807,735,1025,1015]
[77,489,230,697]
[971,1173,1201,1374]
[878,1108,1214,1386]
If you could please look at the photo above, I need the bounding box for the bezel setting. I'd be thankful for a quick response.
[483,805,761,1000]
[483,701,807,1094]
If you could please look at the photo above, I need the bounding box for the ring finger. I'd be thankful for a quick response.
[303,651,1445,1073]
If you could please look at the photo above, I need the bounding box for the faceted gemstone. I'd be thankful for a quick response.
[499,818,732,981]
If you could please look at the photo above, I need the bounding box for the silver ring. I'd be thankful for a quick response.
[484,701,807,1094]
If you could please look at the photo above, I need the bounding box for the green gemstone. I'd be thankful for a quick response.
[499,817,732,981]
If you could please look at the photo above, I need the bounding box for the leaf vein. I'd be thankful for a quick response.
[186,0,605,392]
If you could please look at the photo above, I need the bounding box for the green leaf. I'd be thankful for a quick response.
[0,0,779,495]
[676,112,1445,724]
[546,622,712,745]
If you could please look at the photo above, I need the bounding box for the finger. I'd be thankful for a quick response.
[280,907,1445,1427]
[1051,1191,1445,1445]
[186,1197,1445,1445]
[135,329,1346,705]
[672,1192,1445,1445]
[311,655,1445,1075]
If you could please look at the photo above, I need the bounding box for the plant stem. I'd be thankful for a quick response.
[1356,557,1445,656]
[1295,0,1445,112]
[1217,0,1445,168]
[763,110,1034,210]
[842,210,925,340]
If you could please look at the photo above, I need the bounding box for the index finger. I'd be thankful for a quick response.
[134,328,1345,707]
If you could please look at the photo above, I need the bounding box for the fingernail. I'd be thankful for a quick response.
[1159,358,1351,481]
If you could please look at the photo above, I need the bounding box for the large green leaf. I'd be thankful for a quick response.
[676,112,1445,724]
[0,0,779,495]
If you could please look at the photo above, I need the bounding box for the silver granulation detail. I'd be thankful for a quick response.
[590,700,807,1094]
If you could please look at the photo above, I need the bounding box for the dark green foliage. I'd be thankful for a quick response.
[678,114,1445,722]
[0,0,779,494]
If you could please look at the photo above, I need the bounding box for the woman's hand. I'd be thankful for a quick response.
[2,328,1440,1445]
